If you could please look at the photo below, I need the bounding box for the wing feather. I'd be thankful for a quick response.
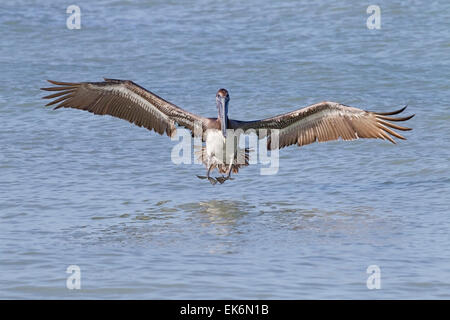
[41,79,208,137]
[229,101,414,150]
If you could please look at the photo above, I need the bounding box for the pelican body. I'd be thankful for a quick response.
[41,79,414,185]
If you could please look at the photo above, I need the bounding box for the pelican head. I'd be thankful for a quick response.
[216,88,229,137]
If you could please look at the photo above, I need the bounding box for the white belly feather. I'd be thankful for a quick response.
[205,129,229,164]
[196,129,250,174]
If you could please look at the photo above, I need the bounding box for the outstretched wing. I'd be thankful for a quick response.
[41,79,210,137]
[229,101,414,150]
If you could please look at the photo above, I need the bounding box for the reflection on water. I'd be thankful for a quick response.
[183,200,253,225]
[76,199,382,250]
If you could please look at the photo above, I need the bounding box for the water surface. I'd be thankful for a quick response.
[0,0,449,299]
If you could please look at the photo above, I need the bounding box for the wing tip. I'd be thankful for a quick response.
[46,79,78,85]
[375,105,408,116]
[374,105,415,131]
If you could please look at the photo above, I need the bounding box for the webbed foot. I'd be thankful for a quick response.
[215,176,234,184]
[208,177,218,185]
[215,176,226,184]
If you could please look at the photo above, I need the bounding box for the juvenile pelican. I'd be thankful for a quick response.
[41,79,414,184]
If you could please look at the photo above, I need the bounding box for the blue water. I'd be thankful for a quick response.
[0,0,449,299]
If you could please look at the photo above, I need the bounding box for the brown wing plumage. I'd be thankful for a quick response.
[229,101,414,150]
[41,79,209,137]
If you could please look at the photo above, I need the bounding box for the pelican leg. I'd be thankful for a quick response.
[206,165,217,185]
[226,167,234,181]
[197,165,217,185]
[216,159,234,184]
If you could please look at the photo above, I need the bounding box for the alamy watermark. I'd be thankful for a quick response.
[366,265,381,289]
[66,5,81,29]
[170,126,280,175]
[366,5,381,29]
[66,265,81,290]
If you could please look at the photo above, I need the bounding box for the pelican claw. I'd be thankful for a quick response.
[196,175,207,180]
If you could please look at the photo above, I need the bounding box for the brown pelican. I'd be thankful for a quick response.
[41,79,414,184]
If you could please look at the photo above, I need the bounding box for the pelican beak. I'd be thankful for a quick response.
[217,96,228,137]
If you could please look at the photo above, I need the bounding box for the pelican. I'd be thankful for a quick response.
[41,79,414,184]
